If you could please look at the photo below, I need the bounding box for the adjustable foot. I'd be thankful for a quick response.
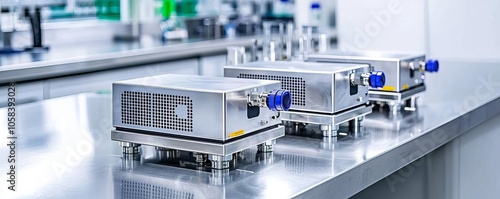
[208,154,233,170]
[119,142,141,154]
[155,147,179,162]
[349,116,364,135]
[388,102,402,115]
[257,139,276,153]
[320,124,339,137]
[193,152,208,167]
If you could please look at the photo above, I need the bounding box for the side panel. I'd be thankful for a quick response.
[112,84,224,141]
[334,67,370,112]
[225,83,283,141]
[312,58,400,92]
[224,68,334,114]
[400,55,426,90]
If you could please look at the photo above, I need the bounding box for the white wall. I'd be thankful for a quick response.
[294,0,336,30]
[337,0,500,62]
[428,0,500,62]
[336,0,426,52]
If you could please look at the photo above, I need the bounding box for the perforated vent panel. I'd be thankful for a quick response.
[121,91,193,132]
[237,74,306,106]
[152,94,193,132]
[121,180,194,199]
[121,91,152,127]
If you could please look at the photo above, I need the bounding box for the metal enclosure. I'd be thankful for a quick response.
[112,74,283,142]
[308,51,426,92]
[224,61,371,114]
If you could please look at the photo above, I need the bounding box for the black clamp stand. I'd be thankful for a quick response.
[24,7,49,52]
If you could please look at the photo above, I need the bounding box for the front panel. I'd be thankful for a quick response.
[225,68,334,114]
[334,67,370,112]
[312,58,399,92]
[309,53,427,92]
[224,84,283,141]
[399,55,426,91]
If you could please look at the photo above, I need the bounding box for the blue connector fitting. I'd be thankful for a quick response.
[425,59,439,72]
[311,2,321,9]
[369,71,386,88]
[267,90,292,111]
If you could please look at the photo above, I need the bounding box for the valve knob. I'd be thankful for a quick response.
[267,90,292,111]
[425,59,439,72]
[369,71,385,88]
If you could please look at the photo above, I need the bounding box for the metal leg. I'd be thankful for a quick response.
[372,101,385,111]
[320,124,339,137]
[155,147,179,162]
[208,154,233,170]
[388,102,402,115]
[404,96,419,111]
[193,152,208,167]
[294,122,300,132]
[119,142,141,154]
[257,139,276,153]
[348,116,366,138]
[349,116,364,135]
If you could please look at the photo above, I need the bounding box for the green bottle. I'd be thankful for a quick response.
[178,0,198,17]
[96,0,121,20]
[162,0,176,19]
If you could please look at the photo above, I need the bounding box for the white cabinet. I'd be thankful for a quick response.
[0,81,45,107]
[198,54,227,77]
[1,55,226,105]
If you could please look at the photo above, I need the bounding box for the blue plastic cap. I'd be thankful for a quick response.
[425,59,439,72]
[281,90,292,111]
[311,2,321,9]
[267,90,292,111]
[369,71,386,88]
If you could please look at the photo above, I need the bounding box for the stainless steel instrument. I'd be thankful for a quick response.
[224,61,385,137]
[111,74,292,169]
[307,50,439,113]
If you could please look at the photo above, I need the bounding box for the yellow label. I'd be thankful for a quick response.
[402,84,409,90]
[381,85,396,91]
[229,129,244,138]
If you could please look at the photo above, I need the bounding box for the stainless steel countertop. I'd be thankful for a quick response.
[1,61,500,198]
[0,36,256,84]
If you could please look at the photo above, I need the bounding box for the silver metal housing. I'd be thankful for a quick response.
[308,50,426,93]
[224,61,373,134]
[224,61,371,114]
[112,74,284,142]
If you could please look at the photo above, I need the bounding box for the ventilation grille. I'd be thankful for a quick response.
[121,91,152,127]
[121,180,194,199]
[121,91,193,132]
[237,74,306,106]
[152,94,193,132]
